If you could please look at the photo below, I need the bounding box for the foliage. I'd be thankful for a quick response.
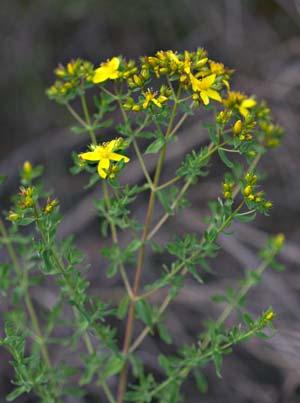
[0,49,285,402]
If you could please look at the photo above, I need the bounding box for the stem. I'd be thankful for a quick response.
[201,254,275,351]
[155,175,181,192]
[80,93,97,145]
[149,325,260,398]
[33,207,115,403]
[147,141,228,242]
[65,102,89,130]
[132,139,154,190]
[130,202,245,352]
[102,381,117,403]
[116,93,180,403]
[147,179,192,241]
[102,181,134,299]
[0,218,52,368]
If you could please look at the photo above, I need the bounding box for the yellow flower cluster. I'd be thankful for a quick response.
[46,49,284,184]
[259,122,284,148]
[242,173,272,210]
[43,198,58,214]
[8,186,34,222]
[47,59,94,103]
[223,91,256,118]
[18,186,34,209]
[223,181,235,200]
[232,118,255,142]
[79,138,130,179]
[87,49,231,108]
[123,86,171,112]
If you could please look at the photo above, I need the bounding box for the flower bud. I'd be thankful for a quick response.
[233,120,242,135]
[23,161,32,175]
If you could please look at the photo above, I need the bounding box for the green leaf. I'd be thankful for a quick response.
[102,355,125,379]
[6,386,27,401]
[0,175,6,184]
[213,351,223,378]
[18,217,35,226]
[126,239,143,254]
[136,300,153,326]
[235,211,256,222]
[144,138,165,154]
[242,312,254,327]
[157,323,172,344]
[193,369,208,394]
[218,149,234,168]
[211,294,227,303]
[117,295,130,319]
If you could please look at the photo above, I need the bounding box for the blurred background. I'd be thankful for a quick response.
[1,0,300,402]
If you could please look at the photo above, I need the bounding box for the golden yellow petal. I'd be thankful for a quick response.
[189,74,200,92]
[241,98,256,109]
[200,91,210,105]
[79,151,101,161]
[109,153,130,163]
[93,67,109,83]
[239,106,249,118]
[198,74,216,90]
[108,57,120,70]
[206,89,222,102]
[97,159,110,178]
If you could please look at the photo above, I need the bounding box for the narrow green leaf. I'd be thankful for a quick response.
[144,138,164,154]
[218,148,234,168]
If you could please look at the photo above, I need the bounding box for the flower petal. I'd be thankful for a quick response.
[109,153,130,163]
[239,106,249,118]
[198,74,216,90]
[241,98,256,109]
[200,91,210,105]
[151,98,162,108]
[97,159,110,178]
[206,89,222,102]
[93,67,109,84]
[108,57,120,71]
[79,151,101,161]
[190,74,200,92]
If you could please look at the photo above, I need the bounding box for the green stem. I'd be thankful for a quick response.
[201,254,275,351]
[132,139,154,189]
[147,141,228,241]
[116,92,181,403]
[33,207,115,403]
[0,218,52,369]
[155,175,181,192]
[149,325,261,398]
[130,202,245,352]
[80,93,97,145]
[102,181,134,299]
[65,102,89,130]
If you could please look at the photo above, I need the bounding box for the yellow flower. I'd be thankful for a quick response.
[189,73,222,105]
[93,57,120,84]
[79,138,130,179]
[142,89,168,109]
[209,61,225,75]
[239,98,256,118]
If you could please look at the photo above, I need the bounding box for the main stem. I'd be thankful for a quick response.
[116,98,179,403]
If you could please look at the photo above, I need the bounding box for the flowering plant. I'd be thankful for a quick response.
[1,49,285,403]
